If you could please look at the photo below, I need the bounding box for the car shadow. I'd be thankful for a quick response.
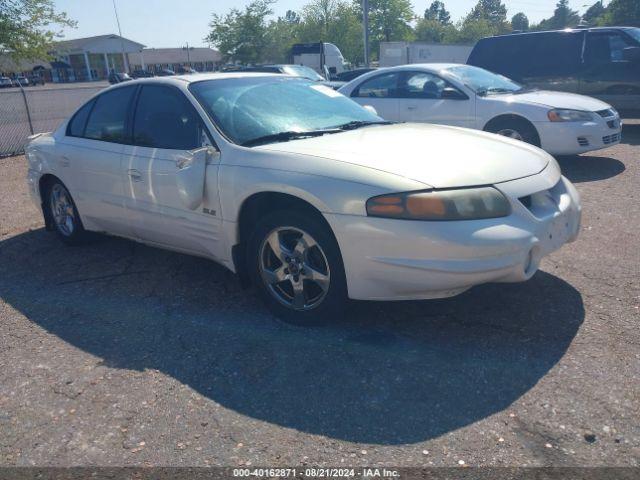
[0,229,584,445]
[556,154,625,183]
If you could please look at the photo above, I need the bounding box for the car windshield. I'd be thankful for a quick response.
[446,65,523,95]
[190,77,383,146]
[625,27,640,44]
[282,65,325,81]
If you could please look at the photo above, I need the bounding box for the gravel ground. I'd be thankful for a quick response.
[0,128,638,468]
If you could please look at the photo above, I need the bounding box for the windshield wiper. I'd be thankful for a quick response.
[242,129,340,147]
[332,120,394,131]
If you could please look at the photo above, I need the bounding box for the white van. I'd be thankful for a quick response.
[291,42,348,78]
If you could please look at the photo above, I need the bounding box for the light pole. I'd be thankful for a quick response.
[362,0,370,67]
[112,0,129,73]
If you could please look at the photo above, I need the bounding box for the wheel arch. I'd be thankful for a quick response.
[232,191,336,288]
[483,114,541,146]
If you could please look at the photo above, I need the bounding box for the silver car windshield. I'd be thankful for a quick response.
[625,27,640,44]
[282,65,325,81]
[190,77,382,146]
[446,65,523,95]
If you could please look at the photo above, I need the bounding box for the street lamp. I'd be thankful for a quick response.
[363,0,370,67]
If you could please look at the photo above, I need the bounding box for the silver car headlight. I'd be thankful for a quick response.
[366,187,511,221]
[547,109,594,122]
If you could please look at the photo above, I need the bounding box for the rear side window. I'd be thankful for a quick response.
[132,85,202,150]
[469,32,583,79]
[354,72,399,98]
[84,86,136,143]
[585,32,634,63]
[399,71,449,99]
[67,99,94,137]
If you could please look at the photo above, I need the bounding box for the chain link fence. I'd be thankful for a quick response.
[0,84,105,157]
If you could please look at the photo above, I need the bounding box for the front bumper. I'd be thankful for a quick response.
[325,174,581,301]
[536,115,622,155]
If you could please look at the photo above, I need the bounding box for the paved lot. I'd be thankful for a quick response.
[0,129,638,468]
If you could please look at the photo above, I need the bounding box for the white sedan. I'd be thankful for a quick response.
[339,64,621,155]
[26,73,581,324]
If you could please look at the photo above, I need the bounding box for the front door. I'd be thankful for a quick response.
[121,84,223,258]
[396,71,475,128]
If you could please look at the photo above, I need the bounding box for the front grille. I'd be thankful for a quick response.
[596,109,615,118]
[603,133,620,145]
[577,136,589,146]
[519,195,532,209]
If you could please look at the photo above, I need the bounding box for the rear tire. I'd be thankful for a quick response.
[247,210,348,325]
[44,180,90,245]
[485,117,540,147]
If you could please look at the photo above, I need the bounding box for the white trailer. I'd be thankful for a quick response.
[291,42,347,78]
[380,42,473,67]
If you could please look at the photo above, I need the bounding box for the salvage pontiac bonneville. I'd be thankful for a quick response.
[25,73,581,324]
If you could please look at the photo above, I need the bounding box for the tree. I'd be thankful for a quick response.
[466,0,508,28]
[453,17,500,44]
[264,14,301,63]
[536,0,580,30]
[353,0,414,60]
[424,1,450,24]
[582,1,605,25]
[298,0,363,64]
[415,18,457,43]
[0,0,75,60]
[600,0,640,27]
[511,12,529,31]
[205,0,274,64]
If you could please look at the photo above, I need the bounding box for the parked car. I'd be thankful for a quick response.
[28,73,45,86]
[339,64,621,155]
[0,76,12,88]
[334,68,376,82]
[13,76,29,87]
[467,27,640,118]
[176,66,198,74]
[156,68,176,76]
[130,69,154,79]
[25,74,581,324]
[236,64,346,89]
[108,72,132,84]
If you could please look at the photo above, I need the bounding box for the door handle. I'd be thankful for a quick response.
[407,105,417,110]
[127,169,143,182]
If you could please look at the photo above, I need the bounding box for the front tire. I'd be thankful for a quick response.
[485,117,540,147]
[247,210,348,325]
[44,180,89,245]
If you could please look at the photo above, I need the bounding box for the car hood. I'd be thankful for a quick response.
[504,90,611,111]
[257,123,551,188]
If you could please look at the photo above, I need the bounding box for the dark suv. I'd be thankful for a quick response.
[468,27,640,118]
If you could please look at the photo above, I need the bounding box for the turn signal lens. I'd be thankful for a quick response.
[366,187,511,221]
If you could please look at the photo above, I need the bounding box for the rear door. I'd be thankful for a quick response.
[60,85,137,236]
[121,84,223,257]
[581,30,640,114]
[520,32,584,93]
[349,71,401,121]
[396,70,474,128]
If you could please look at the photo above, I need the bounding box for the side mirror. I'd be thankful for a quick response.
[441,87,468,100]
[175,147,213,210]
[623,46,640,62]
[363,105,378,115]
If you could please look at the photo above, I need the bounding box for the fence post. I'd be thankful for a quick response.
[19,85,34,135]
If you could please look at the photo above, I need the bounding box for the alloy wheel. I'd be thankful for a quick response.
[258,226,330,311]
[50,184,75,236]
[496,128,524,141]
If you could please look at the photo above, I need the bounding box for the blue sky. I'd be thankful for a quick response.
[53,0,598,48]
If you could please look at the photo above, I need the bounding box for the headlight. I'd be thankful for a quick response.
[547,109,594,122]
[366,187,511,221]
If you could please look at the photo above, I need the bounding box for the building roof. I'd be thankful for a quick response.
[53,34,145,54]
[129,47,221,66]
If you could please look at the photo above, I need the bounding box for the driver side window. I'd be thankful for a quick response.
[399,71,457,99]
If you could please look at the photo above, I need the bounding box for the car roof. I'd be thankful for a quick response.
[488,26,634,39]
[110,71,282,88]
